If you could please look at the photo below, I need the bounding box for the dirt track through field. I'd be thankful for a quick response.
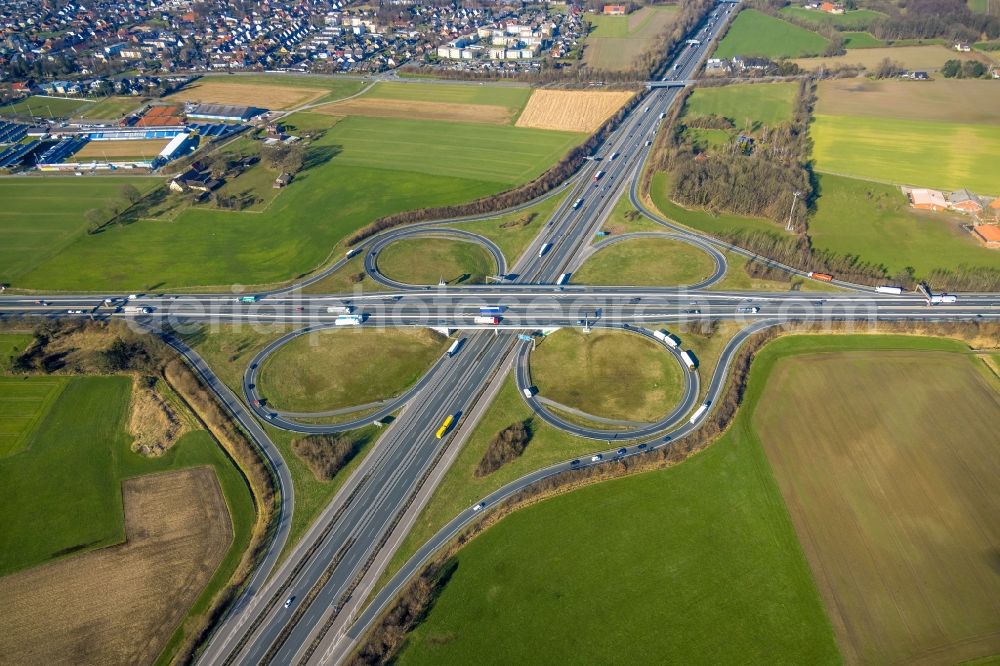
[515,90,634,133]
[753,350,1000,665]
[315,97,514,125]
[0,467,233,664]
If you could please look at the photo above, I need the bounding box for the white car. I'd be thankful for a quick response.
[284,596,295,609]
[473,502,486,512]
[591,454,603,462]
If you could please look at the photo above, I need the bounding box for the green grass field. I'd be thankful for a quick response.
[377,238,498,285]
[715,9,829,59]
[10,114,583,291]
[530,328,684,422]
[684,82,798,128]
[841,31,884,48]
[0,333,31,372]
[77,96,144,119]
[574,236,716,287]
[185,324,385,555]
[445,191,568,264]
[0,373,254,587]
[811,114,1000,194]
[809,174,1000,277]
[0,95,93,119]
[197,73,366,106]
[583,6,679,71]
[258,328,447,412]
[0,177,161,287]
[752,337,1000,665]
[778,6,886,29]
[396,366,840,663]
[363,82,532,114]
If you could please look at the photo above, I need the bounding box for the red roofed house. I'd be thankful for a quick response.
[948,189,983,214]
[909,188,947,212]
[603,5,627,14]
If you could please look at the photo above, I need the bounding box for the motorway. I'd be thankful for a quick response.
[1,3,998,665]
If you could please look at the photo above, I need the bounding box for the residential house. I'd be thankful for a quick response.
[908,188,948,211]
[948,188,983,214]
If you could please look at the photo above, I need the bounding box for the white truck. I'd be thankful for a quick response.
[556,273,570,286]
[572,198,584,209]
[326,305,354,314]
[930,294,957,304]
[121,305,152,314]
[875,285,903,295]
[652,329,680,348]
[447,339,462,357]
[539,243,552,258]
[473,315,500,325]
[680,350,696,370]
[334,314,363,326]
[736,306,760,314]
[689,402,709,425]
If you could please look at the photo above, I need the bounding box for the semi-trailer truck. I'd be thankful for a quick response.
[237,295,259,303]
[345,247,361,259]
[539,243,552,258]
[736,306,760,314]
[572,198,584,209]
[435,414,455,439]
[556,273,570,285]
[680,350,696,370]
[473,315,500,325]
[876,285,903,295]
[652,329,680,348]
[930,294,957,304]
[593,171,604,184]
[479,306,504,315]
[447,339,462,357]
[334,314,363,326]
[326,305,354,314]
[808,271,834,282]
[121,305,152,314]
[689,402,709,424]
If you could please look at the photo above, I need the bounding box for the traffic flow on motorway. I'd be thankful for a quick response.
[1,2,998,665]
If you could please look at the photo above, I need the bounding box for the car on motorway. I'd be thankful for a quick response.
[284,596,295,609]
[638,443,648,450]
[617,447,627,456]
[473,502,486,512]
[67,309,84,314]
[591,454,603,462]
[685,309,702,314]
[628,297,641,304]
[571,459,580,466]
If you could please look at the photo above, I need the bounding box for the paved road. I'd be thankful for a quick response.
[2,3,997,665]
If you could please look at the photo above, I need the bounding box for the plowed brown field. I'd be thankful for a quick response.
[0,467,233,664]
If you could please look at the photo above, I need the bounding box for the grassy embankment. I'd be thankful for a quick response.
[257,328,448,412]
[377,238,498,286]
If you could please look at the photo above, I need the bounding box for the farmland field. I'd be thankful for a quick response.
[582,5,679,71]
[811,114,1000,194]
[76,96,144,119]
[809,174,1000,276]
[529,328,684,423]
[395,366,839,664]
[377,237,498,285]
[0,95,92,119]
[315,97,515,125]
[73,138,169,160]
[166,74,363,110]
[10,113,584,290]
[258,328,447,413]
[778,6,886,29]
[0,467,233,665]
[363,81,531,114]
[791,44,989,71]
[815,78,1000,125]
[574,236,716,287]
[515,89,634,132]
[840,31,884,48]
[0,177,160,287]
[683,81,797,128]
[714,9,829,59]
[753,338,1000,664]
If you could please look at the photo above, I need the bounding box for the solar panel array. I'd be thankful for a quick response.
[0,121,28,144]
[36,137,88,164]
[0,139,41,167]
[187,122,244,139]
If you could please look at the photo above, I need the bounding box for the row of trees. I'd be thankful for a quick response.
[475,421,532,477]
[291,434,360,481]
[941,59,993,78]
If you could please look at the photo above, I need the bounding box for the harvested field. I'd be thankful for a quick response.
[816,78,1000,125]
[166,80,327,110]
[0,467,233,665]
[315,96,513,125]
[583,6,679,71]
[73,139,169,160]
[792,44,991,72]
[754,348,1000,665]
[515,89,634,133]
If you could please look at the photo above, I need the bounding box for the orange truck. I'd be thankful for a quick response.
[808,271,834,282]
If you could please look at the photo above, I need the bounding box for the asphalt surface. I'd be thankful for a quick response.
[1,3,997,665]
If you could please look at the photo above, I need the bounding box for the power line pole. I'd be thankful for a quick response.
[785,190,801,232]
